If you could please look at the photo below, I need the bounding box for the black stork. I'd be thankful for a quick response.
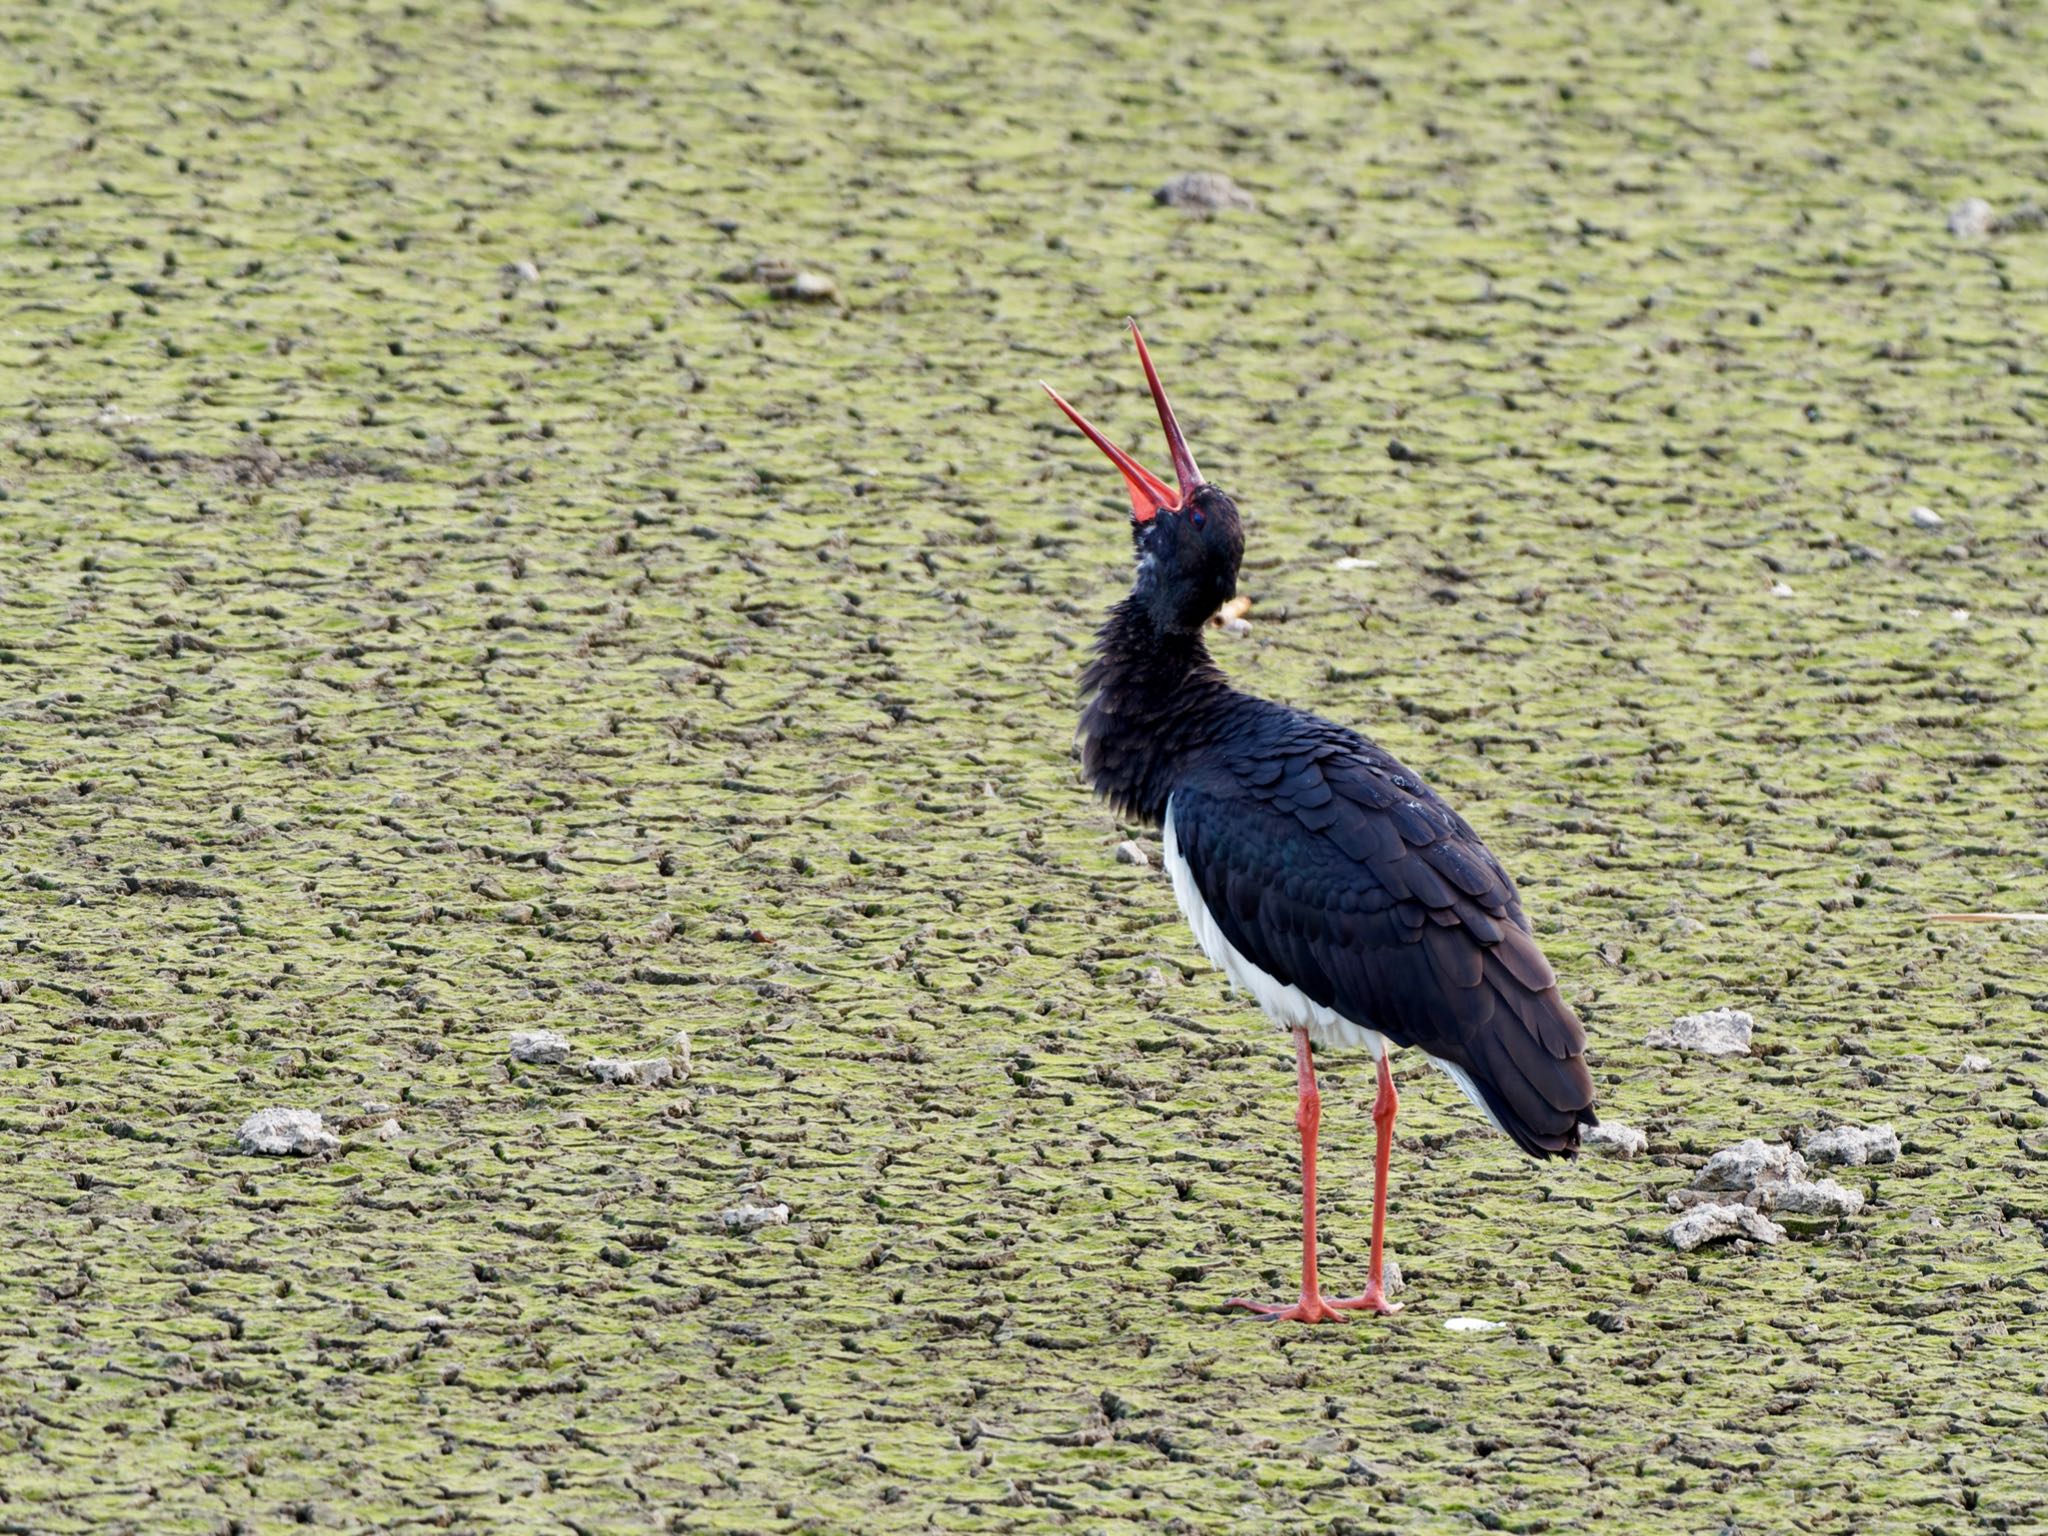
[1043,323,1597,1323]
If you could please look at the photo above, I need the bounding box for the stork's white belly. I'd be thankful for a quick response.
[1161,800,1389,1057]
[1160,796,1509,1136]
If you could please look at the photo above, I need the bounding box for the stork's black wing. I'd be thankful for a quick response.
[1171,717,1596,1156]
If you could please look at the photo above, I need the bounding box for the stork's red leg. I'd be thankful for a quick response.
[1332,1050,1403,1314]
[1226,1029,1348,1323]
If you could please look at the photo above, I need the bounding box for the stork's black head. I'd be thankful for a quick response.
[1044,322,1245,635]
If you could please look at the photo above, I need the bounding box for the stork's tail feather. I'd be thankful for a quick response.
[1463,992,1599,1159]
[1470,1069,1599,1159]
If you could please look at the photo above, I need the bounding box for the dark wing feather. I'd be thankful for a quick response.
[1171,721,1596,1158]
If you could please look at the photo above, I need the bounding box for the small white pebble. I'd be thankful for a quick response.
[1221,616,1252,636]
[236,1107,339,1157]
[1948,197,1996,238]
[1581,1121,1647,1158]
[1744,45,1772,69]
[785,270,839,302]
[586,1056,676,1087]
[1949,608,1971,624]
[1693,1138,1805,1193]
[509,1029,572,1065]
[1646,1007,1754,1057]
[1443,1317,1505,1333]
[1959,1054,1992,1073]
[1667,1202,1785,1252]
[1154,170,1257,212]
[374,1119,402,1143]
[1802,1123,1900,1167]
[1115,840,1149,868]
[1766,1177,1865,1217]
[1332,557,1380,571]
[1909,505,1944,529]
[1770,582,1795,598]
[718,1201,791,1232]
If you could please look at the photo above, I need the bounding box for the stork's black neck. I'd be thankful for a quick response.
[1078,595,1243,826]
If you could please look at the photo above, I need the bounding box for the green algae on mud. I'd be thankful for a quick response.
[2,0,2047,1531]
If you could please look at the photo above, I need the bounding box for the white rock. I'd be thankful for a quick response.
[586,1056,676,1087]
[1382,1255,1406,1295]
[509,1029,572,1064]
[1664,1187,1728,1213]
[1959,1054,1992,1073]
[1744,46,1772,69]
[1770,582,1795,598]
[1332,557,1380,571]
[1764,1178,1864,1217]
[1443,1317,1504,1333]
[779,270,840,303]
[373,1119,403,1143]
[1582,1121,1647,1158]
[1646,1007,1754,1056]
[1694,1138,1805,1192]
[1667,1202,1785,1252]
[1801,1123,1899,1167]
[718,1200,790,1232]
[1948,197,1996,238]
[1114,840,1150,868]
[1909,505,1944,529]
[236,1107,339,1157]
[501,259,541,284]
[1154,171,1257,212]
[669,1031,693,1077]
[1220,616,1252,637]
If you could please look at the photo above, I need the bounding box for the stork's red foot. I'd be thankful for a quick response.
[1225,1291,1350,1324]
[1330,1286,1402,1316]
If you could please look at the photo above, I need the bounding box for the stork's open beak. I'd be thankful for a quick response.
[1042,320,1205,523]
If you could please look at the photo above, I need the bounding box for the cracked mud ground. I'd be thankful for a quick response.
[3,2,2047,1532]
